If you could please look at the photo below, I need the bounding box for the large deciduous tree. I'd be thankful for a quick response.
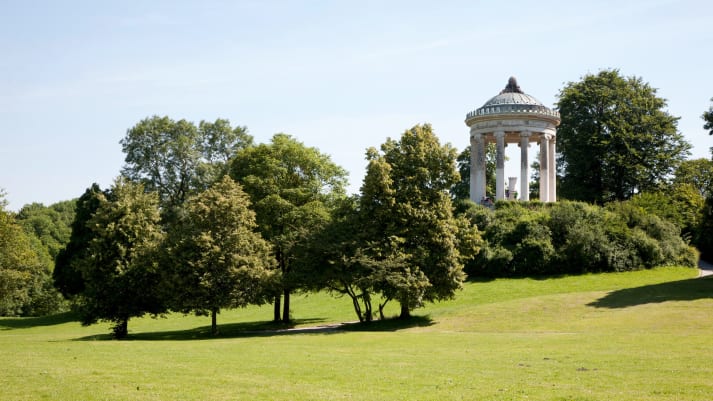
[360,124,473,319]
[53,185,104,299]
[164,176,275,335]
[76,178,165,339]
[557,70,691,203]
[120,116,252,218]
[230,134,347,322]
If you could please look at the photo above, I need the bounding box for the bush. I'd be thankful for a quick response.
[469,200,697,278]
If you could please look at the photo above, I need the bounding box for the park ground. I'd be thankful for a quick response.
[1,266,712,401]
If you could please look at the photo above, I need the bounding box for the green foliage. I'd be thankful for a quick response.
[674,158,713,198]
[163,176,275,335]
[75,178,165,338]
[0,198,64,316]
[231,133,348,322]
[627,185,704,239]
[15,200,75,271]
[703,97,713,136]
[471,201,697,277]
[557,69,691,203]
[359,124,476,316]
[121,116,252,217]
[53,185,104,298]
[696,197,713,261]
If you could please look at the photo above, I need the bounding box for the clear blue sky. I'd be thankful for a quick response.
[1,0,712,210]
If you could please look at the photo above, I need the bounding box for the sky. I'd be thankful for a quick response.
[1,0,712,211]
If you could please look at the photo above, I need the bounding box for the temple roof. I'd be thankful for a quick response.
[465,77,560,124]
[481,77,544,108]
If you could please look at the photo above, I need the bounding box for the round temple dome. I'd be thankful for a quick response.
[465,77,560,125]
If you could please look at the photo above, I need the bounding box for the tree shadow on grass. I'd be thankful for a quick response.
[74,317,338,341]
[587,276,713,309]
[341,315,434,332]
[74,315,434,341]
[0,311,78,330]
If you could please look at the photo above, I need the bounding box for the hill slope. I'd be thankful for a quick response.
[1,267,711,400]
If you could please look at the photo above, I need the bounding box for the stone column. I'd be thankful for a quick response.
[520,132,530,201]
[470,133,486,203]
[477,135,487,202]
[495,131,506,201]
[469,134,477,203]
[548,137,556,202]
[539,134,550,202]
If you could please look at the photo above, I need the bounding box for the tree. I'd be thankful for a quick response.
[703,97,713,136]
[0,191,63,316]
[230,134,347,322]
[76,178,165,339]
[674,158,713,198]
[164,176,274,335]
[300,197,417,322]
[53,185,104,299]
[120,116,252,218]
[0,204,42,316]
[451,144,497,201]
[360,124,474,318]
[557,70,691,203]
[16,200,75,271]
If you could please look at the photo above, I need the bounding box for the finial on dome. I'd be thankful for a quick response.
[501,76,524,94]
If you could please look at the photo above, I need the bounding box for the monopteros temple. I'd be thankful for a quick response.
[465,77,560,203]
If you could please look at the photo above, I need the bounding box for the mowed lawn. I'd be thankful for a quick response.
[1,267,712,401]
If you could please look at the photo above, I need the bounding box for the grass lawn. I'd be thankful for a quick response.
[1,266,712,400]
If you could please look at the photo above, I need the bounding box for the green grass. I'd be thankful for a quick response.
[2,267,712,400]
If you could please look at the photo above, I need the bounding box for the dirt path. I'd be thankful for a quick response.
[699,259,713,277]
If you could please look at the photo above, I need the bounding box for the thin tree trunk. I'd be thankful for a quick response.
[211,308,218,336]
[282,289,290,323]
[273,295,281,322]
[363,292,372,322]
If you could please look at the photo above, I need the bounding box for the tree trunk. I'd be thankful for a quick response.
[211,308,218,336]
[399,303,411,320]
[273,295,281,322]
[282,289,290,323]
[363,292,372,322]
[113,317,128,339]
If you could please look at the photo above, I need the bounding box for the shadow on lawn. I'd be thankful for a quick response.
[588,276,713,308]
[75,315,433,341]
[0,311,78,330]
[341,315,433,332]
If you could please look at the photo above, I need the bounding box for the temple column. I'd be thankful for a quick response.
[470,133,487,203]
[495,131,506,201]
[548,137,556,202]
[477,135,487,201]
[539,134,550,202]
[520,132,530,201]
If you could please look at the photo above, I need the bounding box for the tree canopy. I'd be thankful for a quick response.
[230,133,348,322]
[164,176,275,335]
[120,116,252,217]
[75,178,165,339]
[703,97,713,137]
[556,70,691,203]
[359,124,475,318]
